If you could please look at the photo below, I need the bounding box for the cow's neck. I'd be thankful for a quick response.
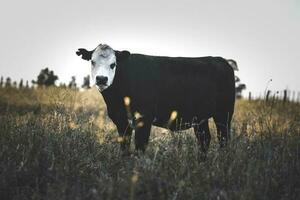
[100,66,124,110]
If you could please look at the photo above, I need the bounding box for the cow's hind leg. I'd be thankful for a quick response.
[134,118,152,152]
[213,112,232,148]
[193,119,211,153]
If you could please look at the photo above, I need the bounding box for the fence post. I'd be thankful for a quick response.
[266,90,271,102]
[248,92,252,101]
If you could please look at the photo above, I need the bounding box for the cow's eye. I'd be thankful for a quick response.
[91,60,96,66]
[110,63,116,69]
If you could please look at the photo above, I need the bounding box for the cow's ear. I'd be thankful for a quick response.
[76,48,94,61]
[115,50,130,62]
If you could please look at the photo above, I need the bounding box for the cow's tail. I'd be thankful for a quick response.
[227,59,239,71]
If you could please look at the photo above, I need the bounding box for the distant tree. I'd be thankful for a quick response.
[25,80,29,89]
[236,83,246,98]
[5,77,11,88]
[19,79,23,89]
[82,75,91,89]
[44,70,58,86]
[68,76,77,89]
[32,68,58,87]
[229,59,247,99]
[33,68,48,86]
[0,76,3,88]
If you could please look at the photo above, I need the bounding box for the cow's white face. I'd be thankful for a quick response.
[91,44,117,92]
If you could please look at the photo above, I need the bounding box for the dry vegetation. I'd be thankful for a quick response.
[0,87,299,200]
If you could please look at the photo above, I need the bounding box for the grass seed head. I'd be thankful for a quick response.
[131,174,139,183]
[136,122,144,128]
[117,136,124,143]
[124,96,131,107]
[134,112,143,120]
[170,110,178,121]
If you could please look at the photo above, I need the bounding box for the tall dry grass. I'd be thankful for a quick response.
[0,87,299,200]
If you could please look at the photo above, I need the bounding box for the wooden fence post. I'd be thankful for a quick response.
[266,90,271,102]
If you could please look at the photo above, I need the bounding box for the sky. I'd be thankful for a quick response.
[0,0,299,97]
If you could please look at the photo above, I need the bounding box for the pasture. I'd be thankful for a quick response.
[0,87,299,200]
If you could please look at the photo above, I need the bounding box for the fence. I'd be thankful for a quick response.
[246,90,300,103]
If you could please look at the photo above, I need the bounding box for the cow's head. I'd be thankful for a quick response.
[76,44,130,92]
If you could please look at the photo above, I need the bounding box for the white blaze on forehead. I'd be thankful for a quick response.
[92,44,115,59]
[91,44,117,91]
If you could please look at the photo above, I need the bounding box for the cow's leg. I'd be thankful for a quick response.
[116,123,133,155]
[134,118,152,152]
[193,120,211,153]
[213,112,232,148]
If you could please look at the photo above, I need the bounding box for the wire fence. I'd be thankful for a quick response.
[246,90,300,103]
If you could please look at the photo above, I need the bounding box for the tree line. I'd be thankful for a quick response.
[1,67,247,96]
[0,68,91,90]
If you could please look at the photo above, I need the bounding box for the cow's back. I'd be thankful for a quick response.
[155,56,223,127]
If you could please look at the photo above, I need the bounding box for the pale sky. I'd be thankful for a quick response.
[0,0,299,96]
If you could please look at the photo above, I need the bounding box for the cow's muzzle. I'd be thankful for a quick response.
[96,76,108,86]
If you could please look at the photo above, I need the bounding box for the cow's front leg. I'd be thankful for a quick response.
[193,119,211,153]
[116,123,133,155]
[134,118,152,152]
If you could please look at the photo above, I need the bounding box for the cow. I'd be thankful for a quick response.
[76,44,236,153]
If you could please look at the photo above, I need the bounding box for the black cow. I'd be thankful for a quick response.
[76,44,236,153]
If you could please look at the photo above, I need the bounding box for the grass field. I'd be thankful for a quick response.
[0,87,299,200]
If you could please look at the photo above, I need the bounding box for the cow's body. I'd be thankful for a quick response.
[77,45,236,153]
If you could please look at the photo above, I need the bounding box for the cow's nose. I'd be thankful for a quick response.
[96,76,108,85]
